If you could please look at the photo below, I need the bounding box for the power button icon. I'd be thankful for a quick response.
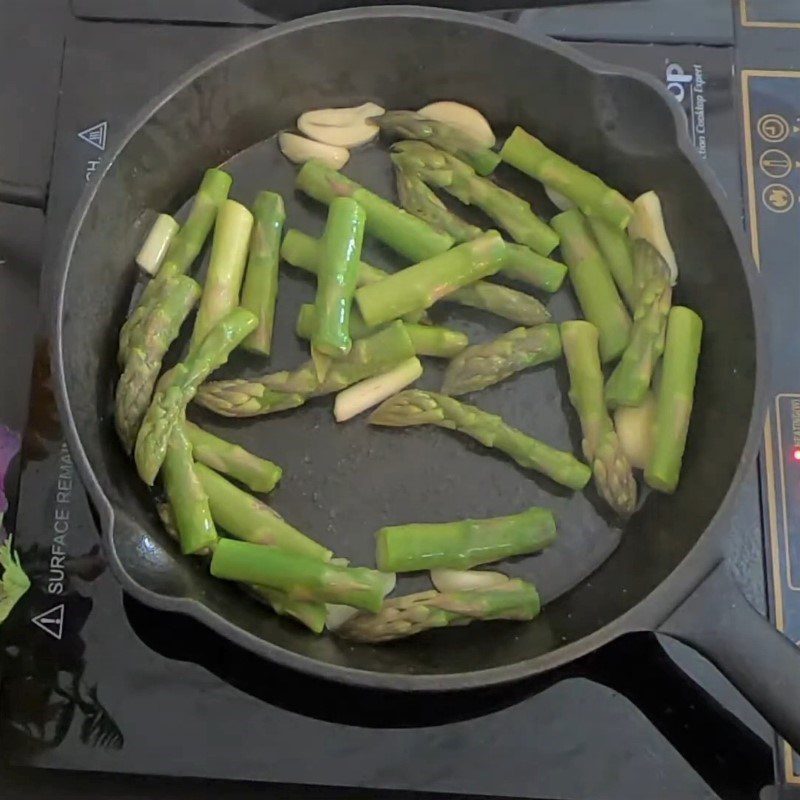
[758,114,791,143]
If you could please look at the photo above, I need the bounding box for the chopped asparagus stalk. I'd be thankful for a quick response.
[240,191,285,356]
[394,162,483,243]
[337,580,541,643]
[370,390,591,490]
[587,216,636,308]
[247,585,328,634]
[119,168,232,365]
[136,213,179,276]
[605,240,672,408]
[375,506,556,572]
[157,502,327,632]
[183,420,282,493]
[441,324,561,396]
[196,463,331,561]
[628,191,678,284]
[500,127,633,228]
[312,197,366,357]
[375,110,501,175]
[503,244,567,293]
[645,307,702,493]
[561,321,637,515]
[296,160,454,262]
[190,199,254,350]
[134,307,257,485]
[334,357,423,422]
[209,539,394,613]
[551,209,632,362]
[391,140,558,256]
[114,275,200,453]
[295,304,467,358]
[614,391,656,470]
[162,425,218,555]
[196,321,414,417]
[282,228,549,326]
[355,231,507,326]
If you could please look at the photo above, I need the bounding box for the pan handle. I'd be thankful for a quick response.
[658,560,800,754]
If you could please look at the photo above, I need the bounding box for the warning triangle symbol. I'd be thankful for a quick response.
[78,121,107,151]
[32,604,64,640]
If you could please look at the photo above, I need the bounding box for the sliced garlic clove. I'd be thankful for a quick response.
[300,102,385,128]
[544,185,575,212]
[430,568,509,593]
[278,131,349,169]
[297,102,384,148]
[325,604,359,632]
[628,191,678,284]
[417,101,496,147]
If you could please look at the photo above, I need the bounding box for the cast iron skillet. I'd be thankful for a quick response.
[51,7,800,749]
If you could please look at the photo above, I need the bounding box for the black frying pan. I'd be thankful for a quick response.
[51,7,800,750]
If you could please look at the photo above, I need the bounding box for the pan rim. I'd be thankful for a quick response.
[51,4,769,692]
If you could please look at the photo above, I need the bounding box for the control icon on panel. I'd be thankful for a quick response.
[758,113,791,143]
[762,183,795,213]
[760,149,793,179]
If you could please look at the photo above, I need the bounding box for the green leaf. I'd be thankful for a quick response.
[0,535,31,624]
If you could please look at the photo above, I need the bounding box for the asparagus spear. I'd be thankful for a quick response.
[296,160,454,263]
[587,217,636,308]
[119,168,232,364]
[240,191,285,355]
[162,425,219,555]
[391,141,558,256]
[393,159,567,292]
[450,280,550,326]
[296,304,467,358]
[561,321,637,515]
[134,307,257,485]
[355,231,507,326]
[114,275,200,453]
[247,586,327,634]
[183,420,282,493]
[196,320,414,417]
[551,209,631,362]
[156,502,326,632]
[196,463,332,561]
[503,244,567,293]
[374,110,501,176]
[441,324,562,396]
[500,127,633,229]
[394,157,483,242]
[605,240,673,408]
[209,538,394,613]
[338,580,540,643]
[370,390,591,490]
[645,306,702,493]
[190,199,254,350]
[312,197,366,357]
[282,229,549,326]
[375,506,556,572]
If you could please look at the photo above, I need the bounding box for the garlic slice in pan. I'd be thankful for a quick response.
[628,191,678,285]
[278,132,349,169]
[297,102,384,147]
[417,101,496,147]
